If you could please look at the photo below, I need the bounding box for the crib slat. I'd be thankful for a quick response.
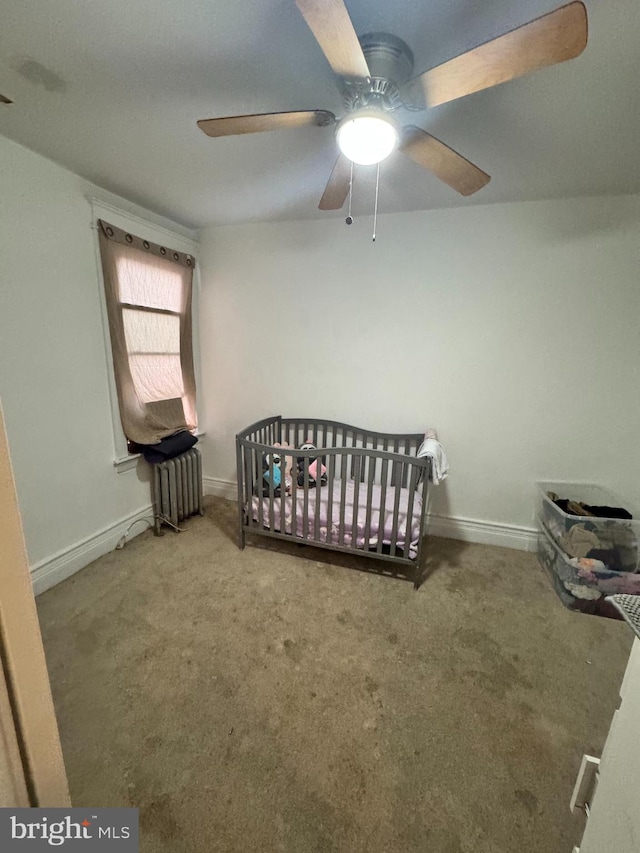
[338,458,348,546]
[392,439,399,487]
[268,447,276,533]
[326,453,336,545]
[249,447,262,527]
[352,455,361,550]
[290,447,298,539]
[280,444,287,536]
[236,443,246,540]
[377,457,389,554]
[390,461,402,556]
[241,447,248,530]
[258,447,267,531]
[246,447,255,531]
[302,453,310,540]
[363,453,375,551]
[402,440,409,488]
[403,463,419,559]
[415,461,429,571]
[313,452,322,541]
[349,429,357,479]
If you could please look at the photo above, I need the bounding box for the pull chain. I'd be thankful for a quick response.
[372,162,380,242]
[346,160,354,225]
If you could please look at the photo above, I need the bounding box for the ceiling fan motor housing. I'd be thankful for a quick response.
[361,32,414,84]
[342,32,415,113]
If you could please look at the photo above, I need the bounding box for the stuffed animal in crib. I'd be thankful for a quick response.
[262,451,283,496]
[262,443,294,496]
[296,440,327,488]
[273,442,294,495]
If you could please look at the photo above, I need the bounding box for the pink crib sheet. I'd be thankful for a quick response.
[250,478,423,558]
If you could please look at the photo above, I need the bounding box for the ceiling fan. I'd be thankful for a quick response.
[197,0,588,210]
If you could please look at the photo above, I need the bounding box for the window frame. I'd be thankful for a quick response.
[90,197,202,473]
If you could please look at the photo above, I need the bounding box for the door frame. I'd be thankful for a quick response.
[0,402,70,806]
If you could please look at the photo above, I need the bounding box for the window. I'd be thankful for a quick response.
[97,219,197,450]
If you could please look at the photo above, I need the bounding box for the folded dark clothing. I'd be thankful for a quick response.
[552,497,632,520]
[582,504,632,520]
[133,430,198,464]
[587,548,624,572]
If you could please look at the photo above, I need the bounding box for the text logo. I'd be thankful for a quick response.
[0,809,138,851]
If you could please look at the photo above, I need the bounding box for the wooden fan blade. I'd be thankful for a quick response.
[401,127,490,196]
[319,154,352,210]
[295,0,370,79]
[197,110,335,137]
[416,1,588,108]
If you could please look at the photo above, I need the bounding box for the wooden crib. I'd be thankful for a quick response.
[236,416,430,588]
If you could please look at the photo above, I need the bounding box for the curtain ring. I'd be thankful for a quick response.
[173,252,179,261]
[106,226,114,237]
[160,247,166,255]
[125,233,133,243]
[143,240,150,250]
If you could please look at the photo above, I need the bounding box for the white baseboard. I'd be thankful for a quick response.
[31,504,155,596]
[426,514,537,552]
[203,476,236,501]
[203,476,537,553]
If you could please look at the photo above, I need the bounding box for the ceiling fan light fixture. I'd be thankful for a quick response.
[336,109,398,166]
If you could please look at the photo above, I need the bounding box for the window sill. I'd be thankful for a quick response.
[113,431,205,474]
[114,454,142,474]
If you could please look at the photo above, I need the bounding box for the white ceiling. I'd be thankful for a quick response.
[0,0,637,229]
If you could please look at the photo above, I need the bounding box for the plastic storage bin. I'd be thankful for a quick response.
[538,520,640,609]
[537,481,639,573]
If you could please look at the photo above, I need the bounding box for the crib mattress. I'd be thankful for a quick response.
[250,478,423,559]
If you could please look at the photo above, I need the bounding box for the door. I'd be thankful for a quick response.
[0,402,70,806]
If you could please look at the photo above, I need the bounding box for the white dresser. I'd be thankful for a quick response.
[572,637,640,852]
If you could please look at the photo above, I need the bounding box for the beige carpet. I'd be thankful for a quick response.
[37,496,632,853]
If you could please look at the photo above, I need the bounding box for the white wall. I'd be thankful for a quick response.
[0,134,197,591]
[198,194,640,543]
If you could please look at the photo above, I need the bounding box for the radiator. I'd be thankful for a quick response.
[153,447,204,533]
